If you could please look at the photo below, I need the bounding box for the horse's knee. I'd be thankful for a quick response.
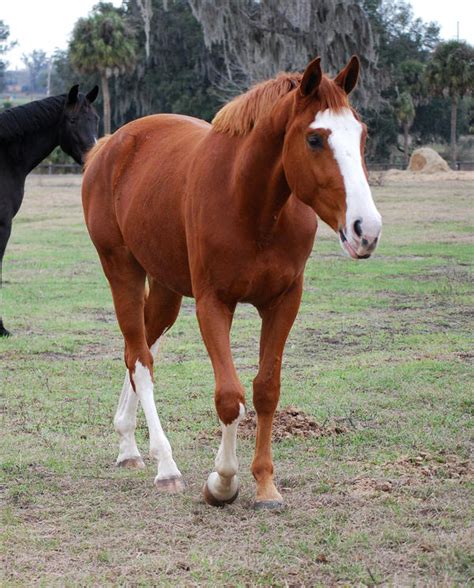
[126,346,153,390]
[215,384,245,425]
[253,374,280,415]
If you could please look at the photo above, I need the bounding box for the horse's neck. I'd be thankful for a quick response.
[15,127,59,175]
[234,124,291,237]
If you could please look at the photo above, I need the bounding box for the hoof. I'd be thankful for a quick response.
[154,475,185,493]
[203,482,239,507]
[116,456,146,470]
[0,327,11,338]
[253,500,285,511]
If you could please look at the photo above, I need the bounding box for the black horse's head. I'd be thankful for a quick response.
[59,85,100,165]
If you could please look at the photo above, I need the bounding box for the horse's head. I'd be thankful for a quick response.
[283,57,382,259]
[59,85,99,165]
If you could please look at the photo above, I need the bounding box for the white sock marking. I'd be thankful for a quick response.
[207,403,245,501]
[114,337,180,480]
[114,371,141,463]
[134,359,181,481]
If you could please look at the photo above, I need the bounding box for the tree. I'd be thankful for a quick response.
[114,0,220,126]
[22,49,49,94]
[136,0,153,60]
[360,1,440,161]
[188,0,379,107]
[69,2,138,134]
[395,59,426,166]
[0,20,16,92]
[363,0,440,68]
[426,41,474,165]
[394,91,415,166]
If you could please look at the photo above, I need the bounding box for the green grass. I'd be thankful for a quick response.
[1,174,473,585]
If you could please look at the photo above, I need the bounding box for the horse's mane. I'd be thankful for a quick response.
[0,95,67,143]
[212,73,349,136]
[84,135,112,170]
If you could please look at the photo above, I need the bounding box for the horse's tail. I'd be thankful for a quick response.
[84,135,112,170]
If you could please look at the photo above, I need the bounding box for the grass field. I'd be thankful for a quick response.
[1,174,473,585]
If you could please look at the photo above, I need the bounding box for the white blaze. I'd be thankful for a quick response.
[310,108,381,243]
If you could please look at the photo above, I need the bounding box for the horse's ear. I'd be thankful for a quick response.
[67,84,80,105]
[86,85,99,104]
[334,55,360,95]
[300,57,322,97]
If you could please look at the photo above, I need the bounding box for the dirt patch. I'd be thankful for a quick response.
[349,477,396,498]
[387,452,472,481]
[202,407,350,442]
[236,406,349,441]
[346,453,472,499]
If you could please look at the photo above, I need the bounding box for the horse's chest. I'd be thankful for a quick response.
[213,240,308,305]
[188,202,316,304]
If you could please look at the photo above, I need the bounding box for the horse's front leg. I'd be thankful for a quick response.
[253,277,303,509]
[0,214,13,337]
[196,294,245,506]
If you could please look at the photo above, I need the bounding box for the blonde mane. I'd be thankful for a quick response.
[212,73,349,136]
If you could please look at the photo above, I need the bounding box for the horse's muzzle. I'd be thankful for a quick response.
[339,226,380,259]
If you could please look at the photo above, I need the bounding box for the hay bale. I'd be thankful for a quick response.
[408,148,450,173]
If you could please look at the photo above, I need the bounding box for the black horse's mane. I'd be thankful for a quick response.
[0,94,67,143]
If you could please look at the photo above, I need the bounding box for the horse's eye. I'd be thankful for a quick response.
[69,118,77,125]
[307,134,324,150]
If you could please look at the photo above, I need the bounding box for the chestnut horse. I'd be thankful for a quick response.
[83,56,382,509]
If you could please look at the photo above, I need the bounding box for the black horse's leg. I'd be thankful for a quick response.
[0,319,9,338]
[0,215,13,337]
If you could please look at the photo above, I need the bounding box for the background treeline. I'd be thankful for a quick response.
[1,0,473,164]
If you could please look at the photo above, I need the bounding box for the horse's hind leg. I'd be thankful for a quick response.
[0,215,13,337]
[100,250,183,491]
[114,371,144,469]
[114,281,182,473]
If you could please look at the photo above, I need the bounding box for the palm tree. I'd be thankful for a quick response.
[394,91,416,167]
[69,2,137,134]
[395,60,426,167]
[426,41,474,166]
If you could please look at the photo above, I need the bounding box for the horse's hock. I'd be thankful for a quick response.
[409,147,450,173]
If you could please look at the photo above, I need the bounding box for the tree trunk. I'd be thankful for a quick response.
[100,72,111,135]
[450,95,458,168]
[403,122,410,168]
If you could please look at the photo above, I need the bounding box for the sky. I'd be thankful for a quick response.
[2,0,474,70]
[2,0,122,70]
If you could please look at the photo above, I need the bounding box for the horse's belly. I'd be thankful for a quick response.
[136,238,193,297]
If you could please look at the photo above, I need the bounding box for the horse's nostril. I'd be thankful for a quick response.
[353,219,363,237]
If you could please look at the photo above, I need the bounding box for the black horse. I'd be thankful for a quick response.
[0,85,99,337]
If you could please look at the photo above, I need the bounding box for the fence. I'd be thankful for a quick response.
[368,160,474,171]
[32,163,82,174]
[32,161,474,175]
